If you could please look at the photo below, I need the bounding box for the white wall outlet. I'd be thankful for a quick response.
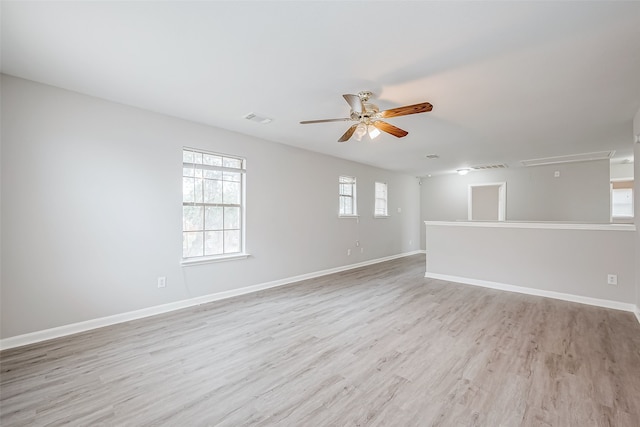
[554,171,560,178]
[607,274,617,286]
[360,247,364,253]
[397,207,402,213]
[157,277,166,288]
[347,249,351,256]
[409,240,412,246]
[355,240,360,247]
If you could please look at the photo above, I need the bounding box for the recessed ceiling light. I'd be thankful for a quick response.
[457,169,470,176]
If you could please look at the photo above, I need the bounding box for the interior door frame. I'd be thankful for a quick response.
[468,182,507,221]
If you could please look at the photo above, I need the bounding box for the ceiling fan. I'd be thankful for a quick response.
[300,91,433,142]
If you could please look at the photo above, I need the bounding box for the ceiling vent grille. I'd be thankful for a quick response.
[471,163,507,170]
[425,154,440,159]
[244,112,273,124]
[521,151,614,167]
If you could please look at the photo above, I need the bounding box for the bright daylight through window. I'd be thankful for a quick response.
[374,182,388,217]
[182,148,246,259]
[611,186,634,218]
[339,176,357,216]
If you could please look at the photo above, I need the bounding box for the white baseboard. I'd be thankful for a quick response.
[425,272,639,318]
[0,251,424,351]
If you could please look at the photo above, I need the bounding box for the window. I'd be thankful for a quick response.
[374,182,388,217]
[338,175,357,216]
[611,180,633,218]
[182,148,246,259]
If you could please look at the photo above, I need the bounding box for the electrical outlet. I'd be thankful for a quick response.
[355,240,360,247]
[607,274,617,286]
[360,247,364,253]
[157,277,166,288]
[347,249,351,256]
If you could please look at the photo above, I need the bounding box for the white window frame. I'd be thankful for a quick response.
[611,179,634,220]
[338,175,358,217]
[374,181,389,218]
[181,148,248,265]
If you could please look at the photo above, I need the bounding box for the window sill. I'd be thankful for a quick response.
[374,215,390,219]
[181,253,250,266]
[338,215,359,219]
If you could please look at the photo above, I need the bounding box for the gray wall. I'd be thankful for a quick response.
[611,162,634,180]
[420,161,611,248]
[424,224,636,304]
[471,185,500,220]
[0,75,421,339]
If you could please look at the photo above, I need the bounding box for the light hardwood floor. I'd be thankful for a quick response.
[1,255,640,426]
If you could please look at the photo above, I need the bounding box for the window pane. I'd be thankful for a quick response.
[340,196,353,215]
[183,232,204,258]
[339,176,355,184]
[183,177,195,203]
[612,188,633,217]
[194,178,203,203]
[204,231,223,256]
[340,183,352,196]
[223,157,242,169]
[183,150,194,163]
[375,200,387,216]
[204,179,223,204]
[223,171,241,182]
[183,206,203,231]
[204,169,222,180]
[205,206,223,230]
[193,152,203,164]
[183,166,195,177]
[224,230,240,253]
[223,181,241,204]
[224,207,240,229]
[203,154,222,166]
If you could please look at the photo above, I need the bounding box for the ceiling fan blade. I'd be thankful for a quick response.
[373,121,408,138]
[343,94,363,114]
[300,118,352,124]
[338,124,358,142]
[379,102,433,118]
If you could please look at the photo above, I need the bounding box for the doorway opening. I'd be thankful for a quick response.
[468,182,506,221]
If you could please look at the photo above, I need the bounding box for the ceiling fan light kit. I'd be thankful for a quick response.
[300,91,433,142]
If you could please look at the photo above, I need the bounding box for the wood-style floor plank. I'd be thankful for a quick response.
[1,255,639,426]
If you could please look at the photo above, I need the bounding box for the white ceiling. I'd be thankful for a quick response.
[2,1,640,176]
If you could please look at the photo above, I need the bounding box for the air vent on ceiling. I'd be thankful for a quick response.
[471,163,508,170]
[244,112,273,124]
[425,154,440,159]
[521,151,615,167]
